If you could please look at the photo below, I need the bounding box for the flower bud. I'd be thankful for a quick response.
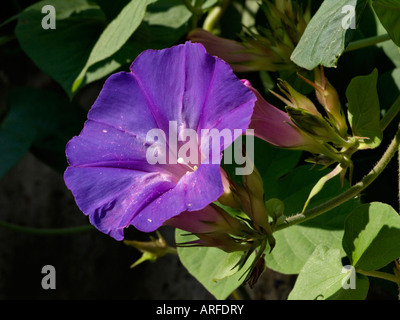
[187,0,311,74]
[243,80,349,165]
[217,168,242,210]
[285,106,348,147]
[315,69,348,136]
[297,67,349,137]
[270,80,320,118]
[164,204,249,238]
[242,79,317,149]
[241,163,271,233]
[187,28,256,72]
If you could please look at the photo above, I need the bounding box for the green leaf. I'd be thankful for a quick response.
[346,68,382,149]
[132,0,193,49]
[377,34,400,68]
[175,230,253,300]
[81,0,196,92]
[212,251,244,282]
[223,137,301,187]
[288,245,369,300]
[92,0,130,21]
[83,40,147,89]
[254,138,302,189]
[373,0,400,47]
[265,165,360,274]
[0,87,86,179]
[291,0,369,70]
[203,0,218,10]
[15,0,160,97]
[72,0,155,92]
[15,0,108,97]
[343,202,400,271]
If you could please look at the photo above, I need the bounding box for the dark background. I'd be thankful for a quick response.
[0,0,399,300]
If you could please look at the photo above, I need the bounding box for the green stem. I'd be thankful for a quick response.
[381,95,400,131]
[166,246,178,255]
[0,219,94,235]
[357,269,400,285]
[345,33,391,52]
[274,124,400,232]
[202,0,231,32]
[183,0,203,15]
[183,0,203,29]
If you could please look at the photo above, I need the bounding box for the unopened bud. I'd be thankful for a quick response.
[244,79,316,149]
[217,168,242,210]
[164,204,253,239]
[241,162,272,233]
[313,67,349,137]
[274,80,320,116]
[187,28,255,73]
[242,164,264,200]
[285,106,347,147]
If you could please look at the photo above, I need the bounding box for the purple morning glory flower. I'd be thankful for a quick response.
[64,42,256,240]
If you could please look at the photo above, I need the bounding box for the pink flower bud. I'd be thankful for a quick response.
[242,79,315,149]
[187,28,256,72]
[163,204,246,236]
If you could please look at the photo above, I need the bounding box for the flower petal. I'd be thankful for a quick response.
[87,71,159,139]
[66,120,153,171]
[131,162,223,232]
[64,167,176,240]
[130,42,256,137]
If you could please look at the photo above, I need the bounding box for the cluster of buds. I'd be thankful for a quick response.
[274,67,359,172]
[216,160,278,286]
[188,0,311,73]
[244,66,371,210]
